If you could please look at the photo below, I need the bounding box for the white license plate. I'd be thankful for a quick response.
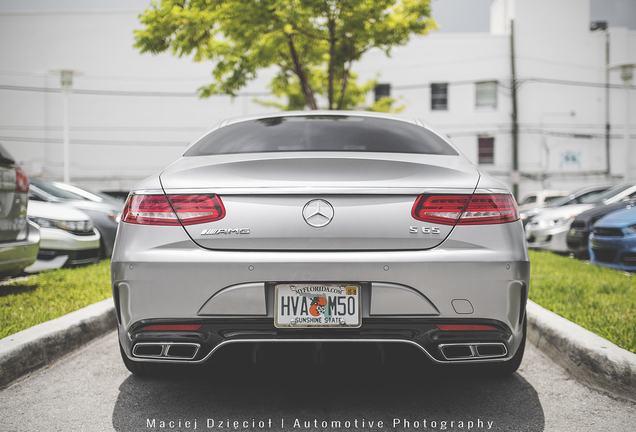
[274,284,361,328]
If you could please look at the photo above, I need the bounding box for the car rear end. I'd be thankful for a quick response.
[0,144,40,277]
[112,113,529,374]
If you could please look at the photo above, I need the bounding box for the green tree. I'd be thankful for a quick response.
[134,0,435,110]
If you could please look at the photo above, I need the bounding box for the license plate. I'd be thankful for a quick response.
[275,284,361,328]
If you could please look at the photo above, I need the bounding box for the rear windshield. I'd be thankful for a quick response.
[184,116,458,156]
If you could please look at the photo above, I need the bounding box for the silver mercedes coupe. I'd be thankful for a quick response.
[112,111,529,376]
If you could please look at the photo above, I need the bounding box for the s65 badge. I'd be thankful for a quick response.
[409,226,441,234]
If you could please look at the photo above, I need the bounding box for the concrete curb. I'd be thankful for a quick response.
[1,297,635,403]
[527,300,636,402]
[0,298,116,389]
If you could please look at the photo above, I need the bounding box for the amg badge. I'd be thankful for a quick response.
[201,228,250,235]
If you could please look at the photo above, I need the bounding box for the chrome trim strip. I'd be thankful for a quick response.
[126,339,515,365]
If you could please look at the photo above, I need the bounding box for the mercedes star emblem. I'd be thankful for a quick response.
[302,199,334,228]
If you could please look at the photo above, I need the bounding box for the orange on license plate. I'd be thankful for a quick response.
[274,284,361,328]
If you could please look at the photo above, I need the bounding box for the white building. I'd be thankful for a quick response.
[0,0,634,199]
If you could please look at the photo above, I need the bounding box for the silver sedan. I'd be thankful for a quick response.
[112,112,529,376]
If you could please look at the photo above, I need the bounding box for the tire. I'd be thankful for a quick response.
[119,343,170,376]
[483,316,527,377]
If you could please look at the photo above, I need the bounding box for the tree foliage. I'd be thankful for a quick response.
[135,0,435,110]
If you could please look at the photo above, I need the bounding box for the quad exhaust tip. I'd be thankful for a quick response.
[439,343,507,361]
[133,342,200,360]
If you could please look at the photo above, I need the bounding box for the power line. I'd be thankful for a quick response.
[520,77,636,90]
[0,84,270,97]
[0,136,189,146]
[0,125,206,132]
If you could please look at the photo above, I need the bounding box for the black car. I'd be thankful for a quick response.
[567,197,636,258]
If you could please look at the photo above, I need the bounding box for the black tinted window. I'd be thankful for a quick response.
[185,116,458,156]
[0,143,16,166]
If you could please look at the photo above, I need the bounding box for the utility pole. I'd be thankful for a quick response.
[591,21,611,177]
[50,69,82,183]
[608,63,635,180]
[510,20,519,199]
[605,30,611,177]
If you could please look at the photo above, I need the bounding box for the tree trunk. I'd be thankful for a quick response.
[327,17,336,110]
[287,34,318,110]
[336,67,350,110]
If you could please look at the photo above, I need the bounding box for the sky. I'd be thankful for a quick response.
[0,0,634,31]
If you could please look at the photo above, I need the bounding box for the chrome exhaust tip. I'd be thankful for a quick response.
[132,342,200,360]
[438,343,507,361]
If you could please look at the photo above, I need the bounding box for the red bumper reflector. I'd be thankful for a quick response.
[141,325,202,331]
[436,324,498,331]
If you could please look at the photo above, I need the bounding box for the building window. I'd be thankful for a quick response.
[374,84,391,101]
[475,81,498,109]
[478,136,495,164]
[431,83,448,111]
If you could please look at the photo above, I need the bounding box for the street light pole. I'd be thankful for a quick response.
[50,69,82,183]
[609,63,635,181]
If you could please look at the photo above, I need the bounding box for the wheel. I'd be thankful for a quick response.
[483,316,527,377]
[119,343,170,376]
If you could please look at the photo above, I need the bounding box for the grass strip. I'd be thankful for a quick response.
[0,260,111,339]
[529,250,635,354]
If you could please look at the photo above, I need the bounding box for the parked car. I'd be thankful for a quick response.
[0,144,40,277]
[517,190,567,212]
[525,183,636,253]
[113,111,530,377]
[520,184,611,226]
[99,190,129,203]
[28,178,121,258]
[24,201,100,273]
[567,197,636,258]
[589,205,636,272]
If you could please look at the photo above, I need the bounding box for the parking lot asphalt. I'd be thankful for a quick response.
[1,298,635,402]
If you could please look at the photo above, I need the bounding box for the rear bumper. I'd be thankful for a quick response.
[0,221,40,276]
[122,316,516,365]
[112,220,530,365]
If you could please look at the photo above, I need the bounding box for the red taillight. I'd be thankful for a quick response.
[141,324,202,331]
[15,168,29,193]
[436,324,498,331]
[460,195,519,225]
[411,195,470,225]
[121,194,225,226]
[412,194,518,225]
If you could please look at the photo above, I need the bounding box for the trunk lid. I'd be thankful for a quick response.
[159,153,480,250]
